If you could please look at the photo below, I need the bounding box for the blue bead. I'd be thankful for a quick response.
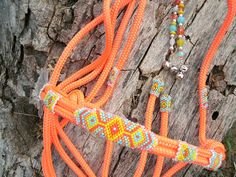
[177,16,185,24]
[169,25,177,32]
[177,51,185,57]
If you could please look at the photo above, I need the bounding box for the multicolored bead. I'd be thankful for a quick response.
[43,90,61,112]
[107,67,119,86]
[74,107,159,150]
[160,94,172,112]
[175,142,197,162]
[150,78,165,97]
[205,150,223,171]
[200,88,209,108]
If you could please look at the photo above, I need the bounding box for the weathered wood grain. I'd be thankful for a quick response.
[0,0,235,176]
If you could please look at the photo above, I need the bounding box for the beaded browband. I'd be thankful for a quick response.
[40,0,236,177]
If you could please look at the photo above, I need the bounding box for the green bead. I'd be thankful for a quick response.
[177,51,185,57]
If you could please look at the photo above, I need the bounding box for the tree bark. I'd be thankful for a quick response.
[0,0,236,177]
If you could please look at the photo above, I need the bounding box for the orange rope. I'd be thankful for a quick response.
[153,111,169,177]
[134,95,156,177]
[40,0,236,176]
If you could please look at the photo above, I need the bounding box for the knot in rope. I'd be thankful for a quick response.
[200,139,225,171]
[203,139,225,156]
[68,90,85,108]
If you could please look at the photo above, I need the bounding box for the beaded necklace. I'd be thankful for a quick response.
[39,0,236,177]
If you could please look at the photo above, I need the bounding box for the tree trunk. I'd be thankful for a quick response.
[0,0,236,177]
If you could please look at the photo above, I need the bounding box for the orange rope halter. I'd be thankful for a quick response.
[39,0,236,176]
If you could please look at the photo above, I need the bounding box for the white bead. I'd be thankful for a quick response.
[172,6,178,12]
[179,23,183,26]
[170,34,175,38]
[178,35,183,38]
[170,38,175,46]
[170,46,174,50]
[173,19,177,22]
[179,47,183,50]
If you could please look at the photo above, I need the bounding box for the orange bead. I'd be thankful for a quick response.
[177,27,185,35]
[171,13,178,20]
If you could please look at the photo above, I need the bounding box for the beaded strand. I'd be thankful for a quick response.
[163,0,188,79]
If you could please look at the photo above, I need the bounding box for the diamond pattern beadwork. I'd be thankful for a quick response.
[160,94,172,112]
[75,107,158,150]
[175,142,197,162]
[43,90,61,112]
[150,79,165,97]
[206,150,223,171]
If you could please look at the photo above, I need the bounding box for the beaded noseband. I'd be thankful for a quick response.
[40,0,236,176]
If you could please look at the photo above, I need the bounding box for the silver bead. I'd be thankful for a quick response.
[180,65,188,73]
[176,72,184,79]
[162,61,171,69]
[170,66,179,74]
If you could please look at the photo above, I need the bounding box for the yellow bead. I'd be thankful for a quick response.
[177,39,185,46]
[171,21,177,26]
[170,31,176,35]
[179,3,185,8]
[178,10,184,14]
